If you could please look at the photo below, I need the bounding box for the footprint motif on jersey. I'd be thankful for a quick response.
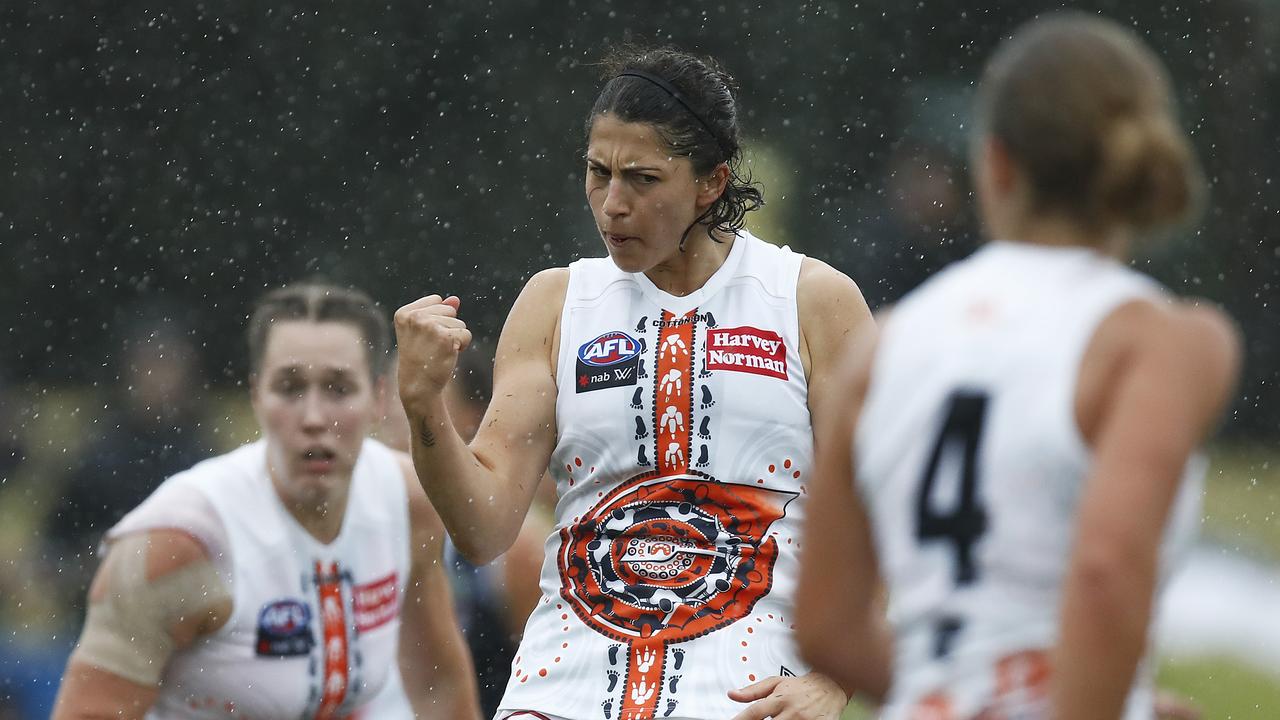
[700,385,715,409]
[697,416,712,440]
[631,387,644,410]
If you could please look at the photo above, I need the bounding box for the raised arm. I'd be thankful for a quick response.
[1052,301,1241,720]
[52,530,230,720]
[395,268,567,564]
[395,455,483,720]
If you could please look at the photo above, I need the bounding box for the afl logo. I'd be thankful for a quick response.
[255,598,314,657]
[578,330,641,367]
[558,472,797,642]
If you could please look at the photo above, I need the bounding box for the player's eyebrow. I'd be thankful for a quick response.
[586,159,666,177]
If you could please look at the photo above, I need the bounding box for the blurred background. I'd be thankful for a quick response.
[1,1,1276,717]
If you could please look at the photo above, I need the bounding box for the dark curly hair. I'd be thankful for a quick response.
[587,45,764,248]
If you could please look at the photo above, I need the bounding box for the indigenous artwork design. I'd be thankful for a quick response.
[558,310,796,719]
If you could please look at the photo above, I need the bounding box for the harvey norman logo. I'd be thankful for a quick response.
[706,326,788,380]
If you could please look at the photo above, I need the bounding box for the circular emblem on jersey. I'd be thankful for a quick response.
[558,472,796,642]
[578,330,642,367]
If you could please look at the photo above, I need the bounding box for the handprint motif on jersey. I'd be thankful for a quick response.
[664,442,684,467]
[635,646,657,673]
[659,369,682,399]
[659,405,683,435]
[661,335,687,361]
[630,679,655,706]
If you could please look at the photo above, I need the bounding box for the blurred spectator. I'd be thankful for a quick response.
[378,344,552,717]
[0,368,37,719]
[855,142,979,308]
[0,369,73,719]
[44,305,214,606]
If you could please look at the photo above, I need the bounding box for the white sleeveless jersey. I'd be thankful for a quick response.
[108,438,413,719]
[857,241,1203,720]
[499,232,814,720]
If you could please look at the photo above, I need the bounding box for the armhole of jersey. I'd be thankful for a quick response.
[554,262,586,417]
[785,247,807,370]
[554,263,584,391]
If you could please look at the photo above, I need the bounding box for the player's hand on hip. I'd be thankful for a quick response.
[394,294,471,415]
[728,671,848,720]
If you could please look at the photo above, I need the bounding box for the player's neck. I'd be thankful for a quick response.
[271,475,352,544]
[996,213,1130,260]
[644,228,735,297]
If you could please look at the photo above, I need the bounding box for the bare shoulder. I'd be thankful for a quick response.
[1092,296,1242,425]
[1103,297,1240,375]
[498,267,570,368]
[509,267,570,320]
[1163,300,1243,397]
[1169,301,1242,363]
[797,256,864,308]
[797,257,872,344]
[101,529,212,590]
[89,528,230,643]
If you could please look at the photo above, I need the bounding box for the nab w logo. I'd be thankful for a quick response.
[576,330,643,394]
[255,599,313,657]
[578,331,641,367]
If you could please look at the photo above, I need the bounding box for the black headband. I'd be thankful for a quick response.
[614,70,728,159]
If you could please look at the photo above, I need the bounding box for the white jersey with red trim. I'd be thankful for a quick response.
[107,438,412,719]
[856,241,1204,720]
[498,232,814,720]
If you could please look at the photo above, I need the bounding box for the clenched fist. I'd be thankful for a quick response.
[394,294,472,417]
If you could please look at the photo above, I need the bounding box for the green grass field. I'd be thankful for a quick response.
[839,656,1280,718]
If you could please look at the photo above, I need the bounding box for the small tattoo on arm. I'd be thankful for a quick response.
[418,422,437,448]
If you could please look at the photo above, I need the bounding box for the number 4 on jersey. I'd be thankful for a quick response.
[916,390,990,586]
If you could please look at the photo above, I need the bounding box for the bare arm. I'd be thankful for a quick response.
[1052,302,1240,720]
[795,316,893,704]
[396,456,483,720]
[396,269,567,564]
[53,530,230,720]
